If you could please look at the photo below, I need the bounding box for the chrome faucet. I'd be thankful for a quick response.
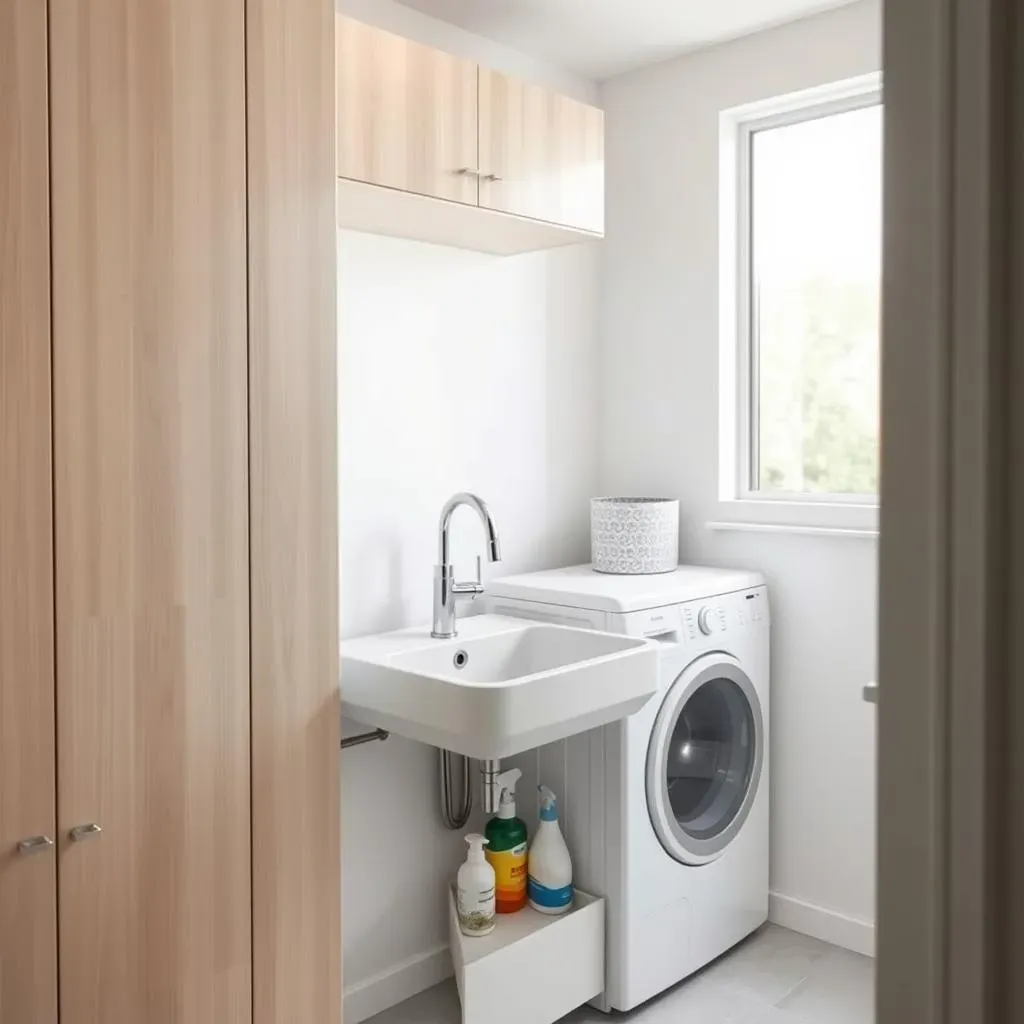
[432,492,502,638]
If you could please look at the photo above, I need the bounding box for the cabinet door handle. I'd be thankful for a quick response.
[17,835,55,855]
[457,167,482,177]
[482,173,503,182]
[68,823,103,842]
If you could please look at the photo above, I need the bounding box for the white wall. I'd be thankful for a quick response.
[338,228,600,1015]
[599,0,880,953]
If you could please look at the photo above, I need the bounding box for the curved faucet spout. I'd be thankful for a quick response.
[437,492,502,567]
[432,492,502,638]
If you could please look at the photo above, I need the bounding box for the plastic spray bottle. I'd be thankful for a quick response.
[484,768,528,913]
[528,785,573,915]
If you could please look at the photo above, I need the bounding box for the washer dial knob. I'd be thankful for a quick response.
[697,607,714,635]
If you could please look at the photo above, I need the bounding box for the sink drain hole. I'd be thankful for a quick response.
[453,649,469,669]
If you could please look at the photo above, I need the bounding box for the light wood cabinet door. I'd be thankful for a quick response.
[0,1,58,1021]
[336,16,479,205]
[50,0,252,1021]
[479,68,604,233]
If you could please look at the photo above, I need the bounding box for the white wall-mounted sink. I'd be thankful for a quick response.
[340,614,658,759]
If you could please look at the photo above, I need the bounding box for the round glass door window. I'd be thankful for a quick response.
[646,656,764,865]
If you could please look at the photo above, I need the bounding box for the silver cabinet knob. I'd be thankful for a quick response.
[68,823,103,842]
[17,835,55,855]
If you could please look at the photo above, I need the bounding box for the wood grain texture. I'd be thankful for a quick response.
[49,0,252,1021]
[479,68,604,234]
[336,15,478,205]
[248,0,341,1021]
[0,1,58,1020]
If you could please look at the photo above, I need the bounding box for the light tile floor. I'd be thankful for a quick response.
[367,925,874,1024]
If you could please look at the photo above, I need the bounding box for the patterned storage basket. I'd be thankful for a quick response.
[590,498,679,575]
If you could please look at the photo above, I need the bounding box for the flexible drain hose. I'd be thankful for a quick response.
[439,748,473,830]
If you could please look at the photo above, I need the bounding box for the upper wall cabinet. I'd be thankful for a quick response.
[478,68,604,235]
[335,16,604,255]
[336,16,478,205]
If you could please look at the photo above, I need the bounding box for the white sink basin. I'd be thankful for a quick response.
[340,614,658,759]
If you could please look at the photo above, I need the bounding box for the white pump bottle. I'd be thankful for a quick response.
[457,833,496,936]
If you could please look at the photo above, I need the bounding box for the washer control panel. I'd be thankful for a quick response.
[598,585,769,641]
[669,590,766,641]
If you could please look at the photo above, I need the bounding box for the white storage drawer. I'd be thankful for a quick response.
[448,887,605,1024]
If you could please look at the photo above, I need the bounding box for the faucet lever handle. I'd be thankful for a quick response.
[451,556,485,598]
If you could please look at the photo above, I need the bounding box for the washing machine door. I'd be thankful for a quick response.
[646,653,764,866]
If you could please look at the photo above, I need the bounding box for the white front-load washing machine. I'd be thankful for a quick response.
[486,564,770,1012]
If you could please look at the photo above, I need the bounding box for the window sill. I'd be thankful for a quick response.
[711,499,879,538]
[707,520,878,539]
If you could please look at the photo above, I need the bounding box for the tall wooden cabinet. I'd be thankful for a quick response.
[247,0,341,1017]
[49,0,253,1018]
[0,0,339,1021]
[0,0,58,1020]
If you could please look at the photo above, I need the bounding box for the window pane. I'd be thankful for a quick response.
[751,103,881,495]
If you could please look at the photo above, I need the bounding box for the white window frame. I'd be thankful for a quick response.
[715,73,883,537]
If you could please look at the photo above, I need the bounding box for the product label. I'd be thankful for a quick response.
[528,877,573,910]
[486,844,527,911]
[457,883,495,934]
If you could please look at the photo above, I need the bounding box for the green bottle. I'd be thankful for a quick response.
[485,768,528,913]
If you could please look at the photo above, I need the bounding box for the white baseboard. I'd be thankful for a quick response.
[769,892,875,958]
[343,943,453,1023]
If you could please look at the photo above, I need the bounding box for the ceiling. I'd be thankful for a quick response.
[395,0,860,80]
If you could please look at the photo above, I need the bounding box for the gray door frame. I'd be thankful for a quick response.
[879,0,1023,1019]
